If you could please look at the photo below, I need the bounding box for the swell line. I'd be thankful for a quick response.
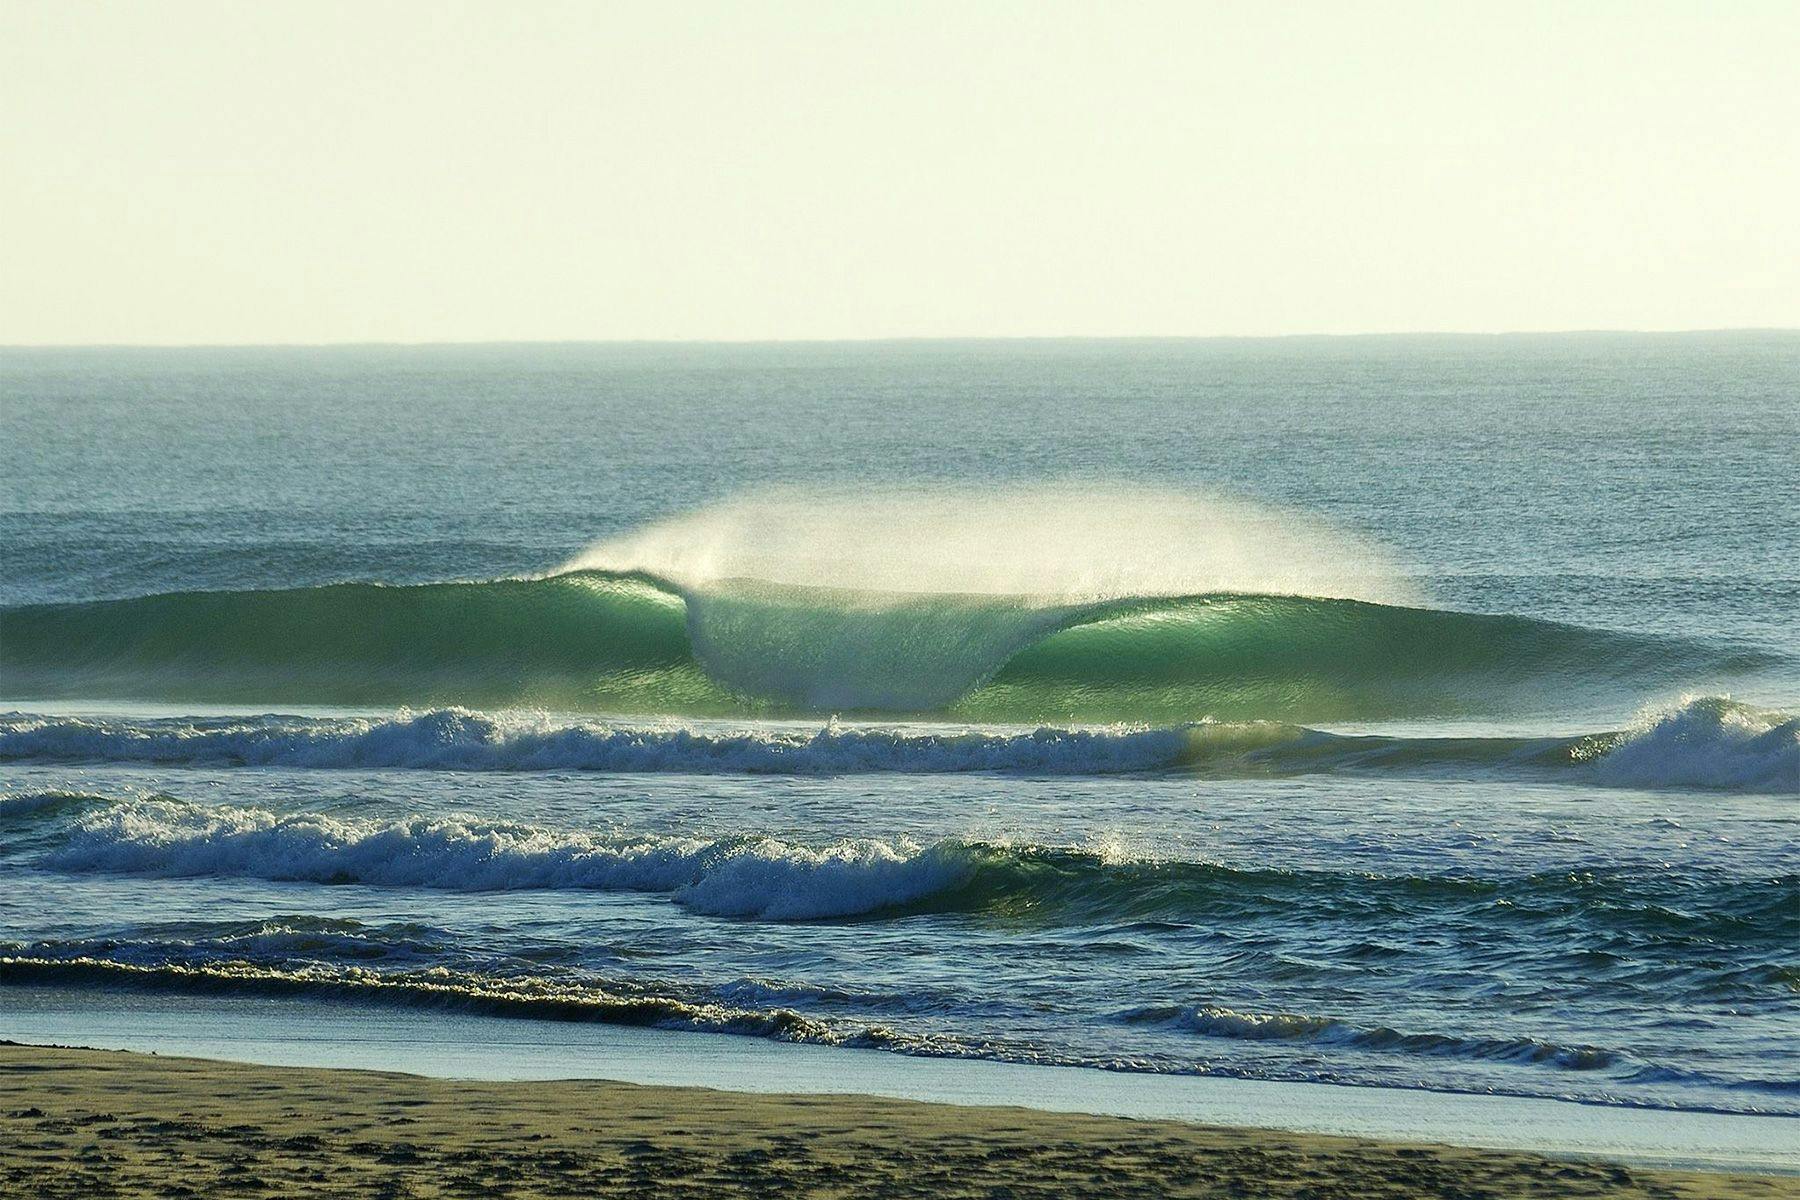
[0,571,1771,722]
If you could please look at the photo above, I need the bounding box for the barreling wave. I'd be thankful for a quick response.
[2,696,1792,790]
[0,570,1767,723]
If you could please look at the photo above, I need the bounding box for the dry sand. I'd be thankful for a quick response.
[2,1042,1793,1198]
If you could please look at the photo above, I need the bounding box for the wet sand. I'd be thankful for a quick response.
[2,1043,1793,1198]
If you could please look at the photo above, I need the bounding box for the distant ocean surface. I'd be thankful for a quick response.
[2,335,1795,1116]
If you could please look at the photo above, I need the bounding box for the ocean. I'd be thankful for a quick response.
[2,334,1795,1123]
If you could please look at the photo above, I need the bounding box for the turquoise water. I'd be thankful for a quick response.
[1,335,1795,1115]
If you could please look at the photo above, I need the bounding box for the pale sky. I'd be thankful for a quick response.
[3,1,1796,344]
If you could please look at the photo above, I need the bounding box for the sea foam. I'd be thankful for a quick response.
[1580,696,1798,793]
[0,709,1192,775]
[46,799,981,919]
[3,696,1792,791]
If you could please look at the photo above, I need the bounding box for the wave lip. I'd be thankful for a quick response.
[0,789,120,820]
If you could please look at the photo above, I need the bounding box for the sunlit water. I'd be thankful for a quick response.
[2,335,1795,1115]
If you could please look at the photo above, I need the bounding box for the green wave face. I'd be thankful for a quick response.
[0,572,1756,721]
[682,581,1085,712]
[958,594,1730,723]
[0,572,737,715]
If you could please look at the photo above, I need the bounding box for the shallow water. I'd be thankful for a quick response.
[2,335,1795,1118]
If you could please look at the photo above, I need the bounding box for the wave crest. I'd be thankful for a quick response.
[1577,696,1798,792]
[0,709,1194,775]
[1,573,1762,723]
[45,800,981,919]
[30,798,1794,935]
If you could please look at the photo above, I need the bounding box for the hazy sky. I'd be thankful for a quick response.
[3,1,1796,344]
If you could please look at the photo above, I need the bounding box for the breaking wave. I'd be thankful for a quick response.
[0,954,891,1047]
[42,802,976,920]
[1,696,1792,790]
[20,796,1796,935]
[0,578,1764,724]
[1576,694,1800,792]
[2,935,1791,1109]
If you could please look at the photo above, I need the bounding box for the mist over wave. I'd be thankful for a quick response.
[560,486,1414,604]
[6,483,1774,721]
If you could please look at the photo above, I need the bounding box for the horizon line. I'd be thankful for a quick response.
[3,327,1797,352]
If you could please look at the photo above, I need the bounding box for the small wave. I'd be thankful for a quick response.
[0,955,898,1047]
[43,799,982,919]
[0,709,1193,775]
[0,789,119,820]
[13,916,452,968]
[1123,1004,1618,1071]
[33,798,1795,942]
[4,951,1786,1113]
[1575,696,1798,793]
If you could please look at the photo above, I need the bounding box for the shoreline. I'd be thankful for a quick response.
[6,1042,1795,1199]
[7,985,1798,1175]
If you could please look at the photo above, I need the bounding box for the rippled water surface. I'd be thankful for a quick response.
[2,335,1795,1114]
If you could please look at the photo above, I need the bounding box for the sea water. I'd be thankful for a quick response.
[1,335,1795,1119]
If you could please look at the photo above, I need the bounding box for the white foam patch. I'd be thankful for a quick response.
[6,698,1791,791]
[0,709,1193,775]
[1585,696,1798,793]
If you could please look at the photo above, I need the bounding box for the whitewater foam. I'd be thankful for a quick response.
[1579,696,1798,793]
[0,709,1194,774]
[45,800,982,919]
[3,696,1792,790]
[32,796,1791,938]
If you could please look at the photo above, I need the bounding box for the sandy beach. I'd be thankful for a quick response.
[3,1043,1792,1199]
